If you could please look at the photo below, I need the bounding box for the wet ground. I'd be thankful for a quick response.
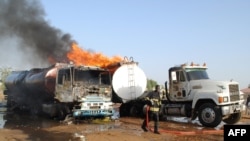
[0,101,250,141]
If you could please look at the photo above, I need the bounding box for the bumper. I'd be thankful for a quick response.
[221,104,246,116]
[73,109,114,117]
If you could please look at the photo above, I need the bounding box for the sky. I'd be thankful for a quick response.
[1,0,250,89]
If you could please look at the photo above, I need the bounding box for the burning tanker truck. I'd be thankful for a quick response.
[3,57,147,120]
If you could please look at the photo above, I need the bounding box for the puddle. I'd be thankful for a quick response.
[0,101,122,141]
[0,101,120,131]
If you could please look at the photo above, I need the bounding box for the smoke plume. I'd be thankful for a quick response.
[0,0,73,69]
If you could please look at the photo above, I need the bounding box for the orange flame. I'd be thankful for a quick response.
[67,42,122,68]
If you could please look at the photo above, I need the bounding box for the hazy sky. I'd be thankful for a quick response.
[2,0,250,89]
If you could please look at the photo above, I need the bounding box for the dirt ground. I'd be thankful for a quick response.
[0,92,250,141]
[0,116,224,141]
[1,111,250,141]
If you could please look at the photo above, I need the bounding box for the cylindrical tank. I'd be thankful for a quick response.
[112,62,147,103]
[23,66,59,95]
[4,63,67,104]
[4,70,28,91]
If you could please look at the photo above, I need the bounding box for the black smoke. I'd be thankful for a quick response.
[0,0,73,69]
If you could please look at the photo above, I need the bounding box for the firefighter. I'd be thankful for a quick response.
[141,85,161,134]
[246,95,250,115]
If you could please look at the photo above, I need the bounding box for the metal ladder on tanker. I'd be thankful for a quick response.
[127,63,136,100]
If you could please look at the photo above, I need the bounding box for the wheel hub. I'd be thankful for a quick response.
[202,108,215,123]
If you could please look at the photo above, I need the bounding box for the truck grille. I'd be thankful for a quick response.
[229,84,240,101]
[88,87,100,94]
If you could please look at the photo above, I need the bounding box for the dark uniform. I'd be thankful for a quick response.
[141,85,161,134]
[246,95,250,115]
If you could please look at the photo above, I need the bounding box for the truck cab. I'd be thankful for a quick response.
[168,62,209,101]
[54,65,114,119]
[164,62,245,127]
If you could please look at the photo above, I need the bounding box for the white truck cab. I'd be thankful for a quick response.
[164,62,245,127]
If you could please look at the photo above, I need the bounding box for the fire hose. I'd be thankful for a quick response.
[144,105,223,135]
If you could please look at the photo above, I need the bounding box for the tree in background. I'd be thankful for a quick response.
[146,79,166,99]
[147,79,158,91]
[0,67,12,90]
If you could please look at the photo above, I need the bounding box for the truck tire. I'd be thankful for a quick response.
[119,103,129,117]
[129,105,138,117]
[223,112,242,124]
[198,103,222,127]
[55,104,70,120]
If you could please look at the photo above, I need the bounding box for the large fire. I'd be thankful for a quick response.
[67,42,123,68]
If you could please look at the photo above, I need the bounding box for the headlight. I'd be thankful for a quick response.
[218,96,228,103]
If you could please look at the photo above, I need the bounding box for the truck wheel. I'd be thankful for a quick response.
[198,103,222,127]
[129,105,138,117]
[56,104,69,120]
[223,112,242,124]
[119,103,129,117]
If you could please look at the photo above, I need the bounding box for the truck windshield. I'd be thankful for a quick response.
[185,68,209,80]
[74,70,111,85]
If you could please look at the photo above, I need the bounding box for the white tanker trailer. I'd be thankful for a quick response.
[108,57,148,117]
[111,57,147,103]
